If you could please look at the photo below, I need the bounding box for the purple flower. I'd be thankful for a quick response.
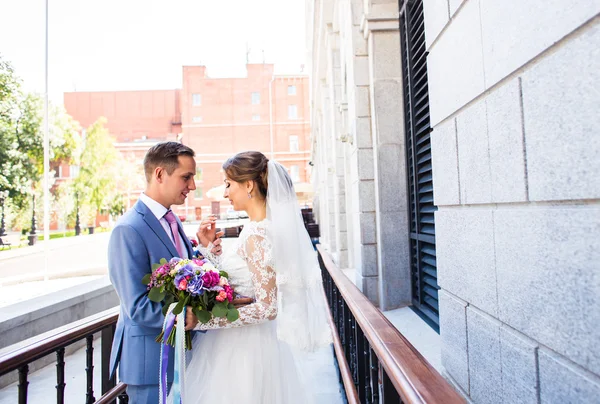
[169,257,183,266]
[187,276,205,296]
[173,264,195,288]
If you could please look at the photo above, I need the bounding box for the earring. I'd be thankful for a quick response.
[247,192,252,199]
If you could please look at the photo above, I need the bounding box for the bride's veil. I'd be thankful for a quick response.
[266,161,333,351]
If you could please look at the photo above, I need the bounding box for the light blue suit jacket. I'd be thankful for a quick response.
[108,199,193,385]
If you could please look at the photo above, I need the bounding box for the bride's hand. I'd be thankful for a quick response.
[210,237,224,256]
[196,216,219,247]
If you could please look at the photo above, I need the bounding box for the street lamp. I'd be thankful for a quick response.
[0,192,7,237]
[28,194,38,246]
[75,192,81,236]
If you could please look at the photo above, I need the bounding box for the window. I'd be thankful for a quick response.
[192,94,202,106]
[289,135,299,152]
[194,188,203,200]
[70,165,80,178]
[288,105,298,119]
[192,116,203,123]
[196,167,203,181]
[288,85,297,95]
[252,114,261,121]
[400,0,438,331]
[251,92,260,104]
[290,165,300,182]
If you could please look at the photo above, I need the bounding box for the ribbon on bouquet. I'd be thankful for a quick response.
[159,303,187,404]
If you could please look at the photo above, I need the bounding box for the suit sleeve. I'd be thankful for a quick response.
[108,224,165,329]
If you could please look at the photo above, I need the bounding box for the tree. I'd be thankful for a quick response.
[0,56,40,208]
[0,54,80,211]
[72,117,118,224]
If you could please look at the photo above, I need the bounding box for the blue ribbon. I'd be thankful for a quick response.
[160,311,176,404]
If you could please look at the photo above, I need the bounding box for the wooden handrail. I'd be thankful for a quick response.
[323,291,360,404]
[317,245,465,404]
[95,382,127,404]
[0,306,119,376]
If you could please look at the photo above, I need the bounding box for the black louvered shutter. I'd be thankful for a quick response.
[399,0,439,331]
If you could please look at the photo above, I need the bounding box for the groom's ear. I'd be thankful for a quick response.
[155,167,165,183]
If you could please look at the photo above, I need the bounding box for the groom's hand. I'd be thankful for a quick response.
[185,306,198,331]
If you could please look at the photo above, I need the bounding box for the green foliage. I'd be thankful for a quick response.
[226,307,240,322]
[211,302,228,318]
[0,54,80,212]
[148,287,166,302]
[70,117,118,220]
[194,307,212,324]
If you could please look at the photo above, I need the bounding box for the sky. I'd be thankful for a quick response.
[0,0,307,104]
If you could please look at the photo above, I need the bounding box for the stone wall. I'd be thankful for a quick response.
[425,0,600,401]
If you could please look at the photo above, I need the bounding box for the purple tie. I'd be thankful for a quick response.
[164,210,184,257]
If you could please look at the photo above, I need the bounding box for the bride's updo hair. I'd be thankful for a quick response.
[223,151,269,198]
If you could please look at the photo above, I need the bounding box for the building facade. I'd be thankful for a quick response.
[308,0,600,402]
[63,64,311,218]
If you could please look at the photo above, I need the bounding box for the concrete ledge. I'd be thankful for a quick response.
[0,276,118,349]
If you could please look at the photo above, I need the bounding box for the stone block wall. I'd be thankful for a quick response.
[425,0,600,401]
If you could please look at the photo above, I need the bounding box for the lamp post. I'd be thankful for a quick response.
[0,193,7,237]
[28,194,38,246]
[75,192,81,236]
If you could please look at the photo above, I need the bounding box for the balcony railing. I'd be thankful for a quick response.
[318,245,465,404]
[0,307,127,404]
[3,246,464,404]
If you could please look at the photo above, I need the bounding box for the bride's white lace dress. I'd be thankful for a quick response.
[182,220,343,403]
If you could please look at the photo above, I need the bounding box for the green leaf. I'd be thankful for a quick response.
[163,294,175,310]
[148,287,166,302]
[172,299,185,315]
[159,258,168,265]
[226,308,239,322]
[219,270,229,278]
[194,307,212,324]
[141,274,152,285]
[151,263,161,271]
[227,303,235,310]
[162,304,170,316]
[211,302,228,318]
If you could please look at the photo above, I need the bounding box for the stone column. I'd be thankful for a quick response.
[338,0,379,304]
[362,3,412,310]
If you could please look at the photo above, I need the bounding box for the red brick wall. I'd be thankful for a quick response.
[63,64,311,219]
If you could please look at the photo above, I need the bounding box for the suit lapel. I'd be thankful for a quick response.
[134,200,179,258]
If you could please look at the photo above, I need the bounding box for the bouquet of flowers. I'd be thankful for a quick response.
[142,256,239,350]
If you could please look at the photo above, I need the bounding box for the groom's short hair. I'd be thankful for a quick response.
[143,141,195,182]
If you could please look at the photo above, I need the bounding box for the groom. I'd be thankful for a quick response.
[108,142,221,403]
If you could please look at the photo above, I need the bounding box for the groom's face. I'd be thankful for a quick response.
[161,155,197,206]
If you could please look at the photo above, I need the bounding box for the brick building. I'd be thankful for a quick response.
[63,64,310,219]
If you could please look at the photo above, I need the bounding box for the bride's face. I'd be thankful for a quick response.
[223,177,247,211]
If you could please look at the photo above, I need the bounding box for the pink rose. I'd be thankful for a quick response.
[178,279,188,290]
[216,291,227,302]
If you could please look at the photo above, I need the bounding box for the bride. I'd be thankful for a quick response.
[179,151,343,403]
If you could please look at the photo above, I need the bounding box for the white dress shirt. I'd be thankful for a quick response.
[139,193,188,258]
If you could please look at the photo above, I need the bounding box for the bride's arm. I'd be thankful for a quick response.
[194,233,276,330]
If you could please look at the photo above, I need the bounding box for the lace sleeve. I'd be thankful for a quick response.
[197,241,222,266]
[194,233,277,330]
